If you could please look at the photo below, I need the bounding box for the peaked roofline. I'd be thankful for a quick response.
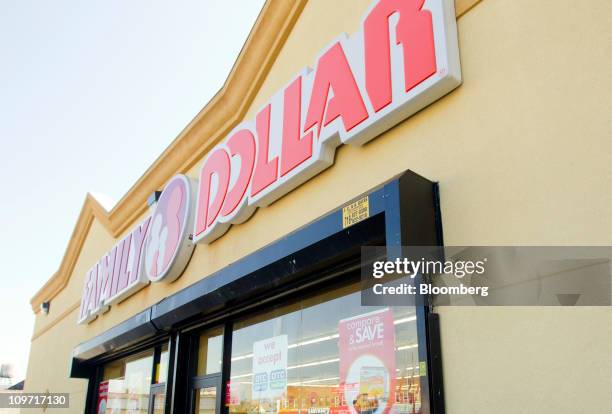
[30,0,308,313]
[30,0,480,314]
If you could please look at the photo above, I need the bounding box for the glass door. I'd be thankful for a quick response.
[97,341,171,414]
[192,376,221,414]
[149,384,166,414]
[149,343,170,414]
[189,326,225,414]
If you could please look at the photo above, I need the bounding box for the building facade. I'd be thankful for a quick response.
[25,0,612,413]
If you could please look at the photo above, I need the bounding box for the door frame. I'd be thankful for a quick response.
[189,374,222,414]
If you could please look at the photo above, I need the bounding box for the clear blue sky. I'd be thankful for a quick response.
[0,0,264,381]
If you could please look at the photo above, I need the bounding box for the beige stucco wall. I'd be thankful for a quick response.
[24,0,612,413]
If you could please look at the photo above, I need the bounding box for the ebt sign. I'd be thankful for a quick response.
[77,0,461,324]
[193,0,461,243]
[78,175,195,324]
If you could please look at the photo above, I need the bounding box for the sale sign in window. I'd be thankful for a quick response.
[339,309,396,414]
[97,381,108,414]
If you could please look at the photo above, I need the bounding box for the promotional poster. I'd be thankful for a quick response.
[339,309,396,414]
[97,381,108,414]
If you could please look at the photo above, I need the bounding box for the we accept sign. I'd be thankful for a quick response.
[78,0,460,324]
[252,335,288,400]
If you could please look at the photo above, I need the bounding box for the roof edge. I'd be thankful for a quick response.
[30,0,308,313]
[29,0,481,314]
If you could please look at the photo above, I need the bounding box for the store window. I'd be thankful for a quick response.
[227,283,422,414]
[98,343,170,414]
[100,351,153,413]
[196,326,224,376]
[156,345,170,384]
[151,344,170,414]
[190,327,225,414]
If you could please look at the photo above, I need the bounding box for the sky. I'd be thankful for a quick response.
[0,0,264,382]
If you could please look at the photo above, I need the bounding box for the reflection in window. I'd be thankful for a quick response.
[101,351,153,413]
[156,345,169,384]
[197,327,224,376]
[228,283,422,414]
[195,386,217,414]
[152,393,166,414]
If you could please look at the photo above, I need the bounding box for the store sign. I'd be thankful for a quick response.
[252,335,288,400]
[78,175,195,324]
[339,309,396,414]
[77,0,460,324]
[143,175,195,283]
[193,0,461,243]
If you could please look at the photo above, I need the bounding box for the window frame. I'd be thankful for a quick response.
[148,341,172,414]
[185,323,229,414]
[90,338,173,414]
[183,270,372,414]
[82,172,445,414]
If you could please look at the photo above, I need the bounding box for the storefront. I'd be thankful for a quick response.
[63,168,444,414]
[25,0,612,413]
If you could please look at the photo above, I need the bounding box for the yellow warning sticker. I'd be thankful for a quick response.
[342,196,369,228]
[419,361,427,376]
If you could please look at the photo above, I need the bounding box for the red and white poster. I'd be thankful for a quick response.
[97,380,109,414]
[339,309,396,414]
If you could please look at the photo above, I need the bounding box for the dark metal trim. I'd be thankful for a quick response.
[71,308,157,367]
[149,194,388,331]
[168,333,191,414]
[150,383,167,394]
[148,383,166,414]
[189,374,222,414]
[83,365,100,414]
[73,169,446,414]
[382,172,440,414]
[162,336,176,414]
[191,373,222,389]
[72,184,388,364]
[220,322,233,414]
[427,313,446,414]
